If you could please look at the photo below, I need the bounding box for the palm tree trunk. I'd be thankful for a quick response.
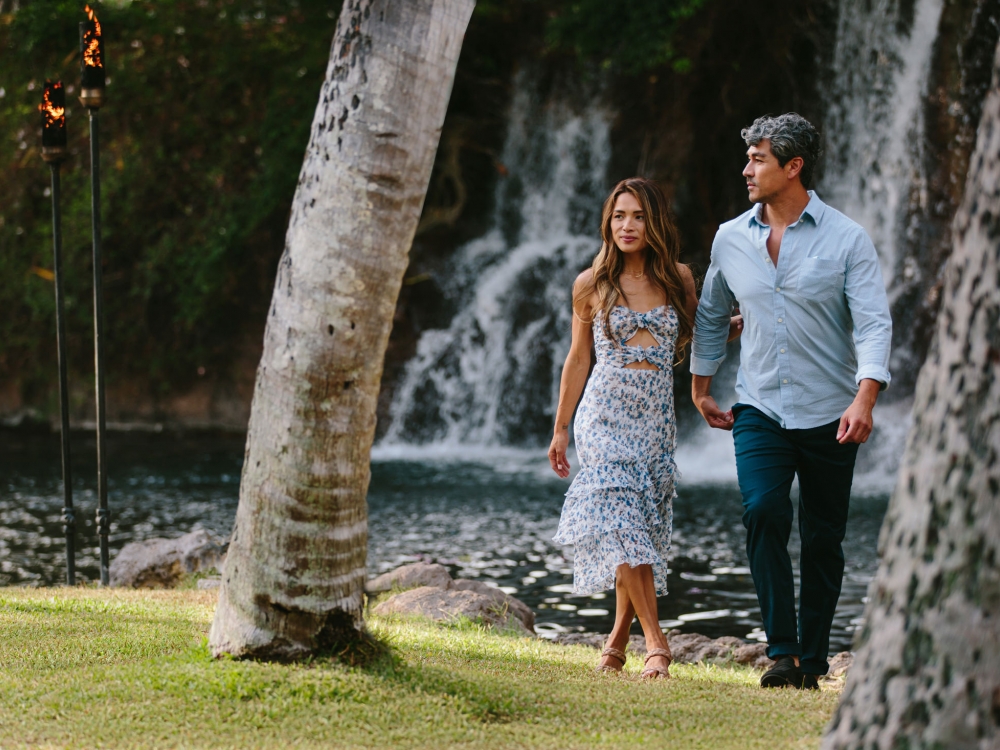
[209,0,475,660]
[823,39,1000,749]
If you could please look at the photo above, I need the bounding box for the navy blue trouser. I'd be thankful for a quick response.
[731,404,859,675]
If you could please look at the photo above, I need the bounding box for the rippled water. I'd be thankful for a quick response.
[0,431,888,652]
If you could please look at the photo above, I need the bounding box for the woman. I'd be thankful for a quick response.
[548,177,739,678]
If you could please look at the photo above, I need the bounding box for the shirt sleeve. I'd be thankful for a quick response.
[691,234,736,377]
[846,230,893,390]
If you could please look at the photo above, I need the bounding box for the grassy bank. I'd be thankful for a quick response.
[0,588,839,749]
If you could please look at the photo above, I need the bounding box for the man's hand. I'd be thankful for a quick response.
[837,379,881,444]
[692,374,734,430]
[549,428,571,478]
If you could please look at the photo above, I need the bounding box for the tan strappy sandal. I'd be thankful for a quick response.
[596,646,626,673]
[641,647,672,679]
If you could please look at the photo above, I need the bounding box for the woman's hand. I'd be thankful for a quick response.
[727,314,744,342]
[549,428,571,478]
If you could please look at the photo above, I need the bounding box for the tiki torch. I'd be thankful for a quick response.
[80,3,110,585]
[40,80,76,586]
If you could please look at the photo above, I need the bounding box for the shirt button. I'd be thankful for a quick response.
[783,379,789,384]
[777,317,783,323]
[775,286,781,292]
[780,348,786,353]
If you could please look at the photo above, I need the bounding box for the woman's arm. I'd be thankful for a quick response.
[548,273,595,478]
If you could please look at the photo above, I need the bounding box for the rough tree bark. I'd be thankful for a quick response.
[823,40,1000,750]
[209,0,475,659]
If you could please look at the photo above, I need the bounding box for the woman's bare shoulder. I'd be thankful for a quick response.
[574,267,595,290]
[573,268,597,316]
[677,263,697,295]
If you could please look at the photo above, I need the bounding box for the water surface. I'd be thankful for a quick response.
[0,431,887,651]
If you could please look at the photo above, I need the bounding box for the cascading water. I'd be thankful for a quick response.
[821,0,944,299]
[378,72,746,483]
[380,75,611,448]
[381,0,958,492]
[819,0,947,488]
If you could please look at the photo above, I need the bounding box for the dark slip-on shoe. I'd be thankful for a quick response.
[760,656,802,688]
[798,673,820,690]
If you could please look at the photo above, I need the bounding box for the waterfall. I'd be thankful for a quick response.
[819,0,945,485]
[380,74,611,448]
[820,0,944,304]
[380,2,952,491]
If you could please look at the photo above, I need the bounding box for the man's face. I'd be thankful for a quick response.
[742,140,787,204]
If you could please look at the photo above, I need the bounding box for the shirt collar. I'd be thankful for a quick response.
[748,190,826,228]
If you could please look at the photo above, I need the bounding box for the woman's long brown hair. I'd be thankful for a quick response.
[573,177,693,361]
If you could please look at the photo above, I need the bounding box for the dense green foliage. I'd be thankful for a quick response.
[0,0,711,410]
[0,587,840,748]
[545,0,708,73]
[0,0,341,400]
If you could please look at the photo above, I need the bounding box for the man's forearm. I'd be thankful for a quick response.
[855,378,881,409]
[692,374,714,404]
[837,377,882,444]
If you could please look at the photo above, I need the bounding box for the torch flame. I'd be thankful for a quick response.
[83,5,103,68]
[39,82,66,128]
[84,4,101,32]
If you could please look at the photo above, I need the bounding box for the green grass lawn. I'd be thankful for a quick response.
[0,587,840,749]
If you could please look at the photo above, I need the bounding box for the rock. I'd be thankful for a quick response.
[550,630,848,675]
[197,577,222,590]
[549,633,646,652]
[827,651,854,678]
[667,632,747,664]
[552,630,771,669]
[365,563,536,633]
[365,562,452,594]
[550,632,606,649]
[372,586,532,635]
[629,634,647,654]
[109,529,227,588]
[449,579,535,632]
[731,642,771,670]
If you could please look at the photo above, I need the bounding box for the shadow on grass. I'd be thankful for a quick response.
[204,614,527,724]
[359,617,546,724]
[315,623,396,670]
[217,612,537,724]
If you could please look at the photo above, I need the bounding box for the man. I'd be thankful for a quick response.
[691,113,892,689]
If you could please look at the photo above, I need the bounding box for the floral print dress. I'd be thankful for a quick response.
[554,305,678,595]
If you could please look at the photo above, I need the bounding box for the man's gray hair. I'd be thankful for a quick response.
[741,113,822,188]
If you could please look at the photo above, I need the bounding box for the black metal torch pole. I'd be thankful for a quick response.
[81,8,110,585]
[50,162,77,585]
[87,108,110,585]
[41,79,75,585]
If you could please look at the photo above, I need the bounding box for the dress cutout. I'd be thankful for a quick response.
[553,304,678,595]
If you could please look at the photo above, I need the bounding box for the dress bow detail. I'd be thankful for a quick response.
[593,305,679,371]
[632,310,656,330]
[616,308,663,347]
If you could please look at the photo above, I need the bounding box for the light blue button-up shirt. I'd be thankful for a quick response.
[691,191,892,430]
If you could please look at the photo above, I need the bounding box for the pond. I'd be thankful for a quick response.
[0,430,888,652]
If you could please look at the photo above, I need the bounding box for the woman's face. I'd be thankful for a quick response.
[611,191,647,254]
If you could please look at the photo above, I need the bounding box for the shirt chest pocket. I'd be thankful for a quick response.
[796,257,845,302]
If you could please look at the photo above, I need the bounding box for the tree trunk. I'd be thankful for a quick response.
[209,0,474,660]
[823,40,1000,749]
